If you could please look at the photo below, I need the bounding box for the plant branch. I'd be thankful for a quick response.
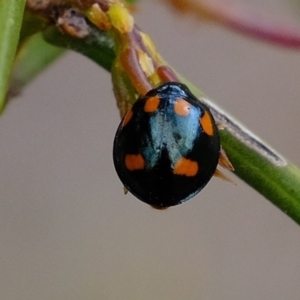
[41,21,300,224]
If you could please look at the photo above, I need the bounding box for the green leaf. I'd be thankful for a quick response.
[0,0,26,113]
[9,33,65,97]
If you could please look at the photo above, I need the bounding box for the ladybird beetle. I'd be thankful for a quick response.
[113,82,220,208]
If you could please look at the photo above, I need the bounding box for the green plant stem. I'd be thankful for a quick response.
[43,26,115,72]
[9,33,65,97]
[35,23,300,225]
[201,100,300,222]
[0,0,26,112]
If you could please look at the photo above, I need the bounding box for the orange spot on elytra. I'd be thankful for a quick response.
[200,111,214,136]
[173,157,198,177]
[125,154,145,171]
[174,98,191,116]
[144,96,160,113]
[122,109,133,127]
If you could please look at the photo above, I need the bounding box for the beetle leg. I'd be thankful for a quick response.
[214,147,235,183]
[218,147,234,171]
[214,169,236,184]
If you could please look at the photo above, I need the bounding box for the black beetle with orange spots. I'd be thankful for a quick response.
[113,82,232,209]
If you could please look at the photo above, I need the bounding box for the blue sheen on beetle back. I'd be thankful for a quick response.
[146,98,201,169]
